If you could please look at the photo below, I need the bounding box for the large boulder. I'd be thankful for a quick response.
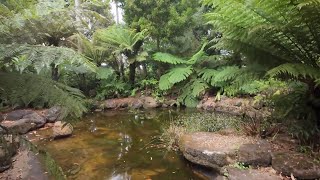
[238,141,272,167]
[53,121,73,139]
[272,152,320,179]
[44,106,62,123]
[224,167,281,180]
[179,132,254,171]
[1,113,46,134]
[142,96,160,109]
[5,110,33,121]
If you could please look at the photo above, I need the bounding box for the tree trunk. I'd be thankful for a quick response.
[129,62,136,87]
[51,64,59,81]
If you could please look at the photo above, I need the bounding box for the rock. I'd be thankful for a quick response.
[23,113,46,128]
[224,167,281,180]
[1,113,45,134]
[5,110,33,121]
[272,152,320,179]
[44,106,62,123]
[238,141,272,166]
[0,147,12,173]
[129,99,143,109]
[103,99,118,109]
[234,101,242,107]
[142,97,160,109]
[179,132,253,171]
[53,121,73,139]
[0,136,19,173]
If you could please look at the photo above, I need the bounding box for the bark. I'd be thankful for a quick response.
[129,62,136,87]
[51,64,59,81]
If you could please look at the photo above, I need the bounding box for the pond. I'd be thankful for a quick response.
[32,109,217,180]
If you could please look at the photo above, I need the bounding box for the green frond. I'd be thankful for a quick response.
[159,73,173,90]
[158,66,193,90]
[211,66,240,86]
[198,69,218,84]
[0,72,87,119]
[191,80,208,97]
[153,52,186,65]
[0,44,97,74]
[266,63,320,80]
[94,25,146,54]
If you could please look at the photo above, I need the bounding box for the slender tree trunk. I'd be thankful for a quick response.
[129,62,136,87]
[75,0,81,22]
[51,64,59,81]
[114,0,120,24]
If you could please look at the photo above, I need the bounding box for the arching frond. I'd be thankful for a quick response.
[0,44,97,74]
[267,63,320,80]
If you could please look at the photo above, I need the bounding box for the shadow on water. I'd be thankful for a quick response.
[34,109,218,180]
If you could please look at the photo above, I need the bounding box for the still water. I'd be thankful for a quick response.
[33,109,212,180]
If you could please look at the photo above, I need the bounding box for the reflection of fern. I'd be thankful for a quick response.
[0,72,87,119]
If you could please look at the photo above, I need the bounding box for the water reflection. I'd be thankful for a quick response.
[33,110,207,180]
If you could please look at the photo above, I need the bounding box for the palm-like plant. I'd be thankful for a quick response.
[203,0,320,92]
[94,25,147,86]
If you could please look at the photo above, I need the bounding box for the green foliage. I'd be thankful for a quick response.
[203,0,320,87]
[0,44,97,74]
[94,25,146,60]
[95,67,129,99]
[0,72,87,119]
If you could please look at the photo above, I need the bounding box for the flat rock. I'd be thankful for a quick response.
[1,113,46,134]
[0,147,49,180]
[272,152,320,179]
[53,121,73,139]
[238,140,272,166]
[179,132,254,171]
[224,167,281,180]
[5,110,34,121]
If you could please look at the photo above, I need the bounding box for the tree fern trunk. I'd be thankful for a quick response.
[129,62,136,87]
[51,64,59,81]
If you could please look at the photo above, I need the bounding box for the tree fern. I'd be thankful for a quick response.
[0,44,97,74]
[0,72,87,119]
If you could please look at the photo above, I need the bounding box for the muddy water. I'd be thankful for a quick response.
[34,110,211,180]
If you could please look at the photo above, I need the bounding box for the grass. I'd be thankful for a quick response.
[161,112,241,151]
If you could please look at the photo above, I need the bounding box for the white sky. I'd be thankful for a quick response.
[110,1,124,24]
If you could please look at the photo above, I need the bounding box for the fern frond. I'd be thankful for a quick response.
[266,63,320,80]
[0,44,97,74]
[211,66,240,86]
[167,66,193,85]
[0,72,87,119]
[153,52,186,65]
[159,73,173,90]
[198,69,218,84]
